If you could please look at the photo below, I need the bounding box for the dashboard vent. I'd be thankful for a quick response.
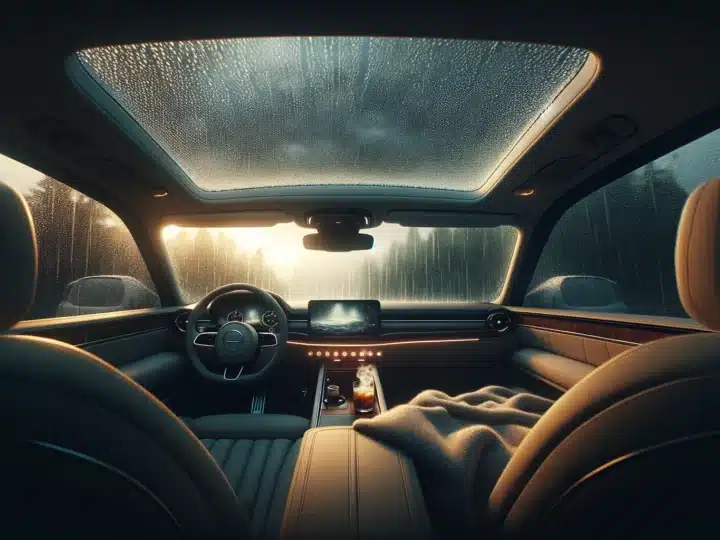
[486,311,512,333]
[174,311,190,332]
[174,310,212,333]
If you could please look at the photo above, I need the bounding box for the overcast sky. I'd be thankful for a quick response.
[655,128,720,192]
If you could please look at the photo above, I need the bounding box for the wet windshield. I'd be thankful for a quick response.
[163,224,518,306]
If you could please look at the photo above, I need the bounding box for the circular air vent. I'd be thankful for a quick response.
[174,311,190,333]
[486,311,512,333]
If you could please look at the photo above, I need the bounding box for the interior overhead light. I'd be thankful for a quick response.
[513,187,535,197]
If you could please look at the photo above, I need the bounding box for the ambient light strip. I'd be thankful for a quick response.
[291,337,481,361]
[288,338,480,348]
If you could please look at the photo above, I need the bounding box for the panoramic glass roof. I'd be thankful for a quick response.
[77,37,591,193]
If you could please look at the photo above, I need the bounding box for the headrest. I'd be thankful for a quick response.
[0,182,37,330]
[675,178,720,330]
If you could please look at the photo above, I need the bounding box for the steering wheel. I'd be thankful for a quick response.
[186,283,288,385]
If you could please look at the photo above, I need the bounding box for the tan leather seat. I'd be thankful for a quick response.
[487,178,720,538]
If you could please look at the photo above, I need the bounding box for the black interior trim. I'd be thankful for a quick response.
[5,308,178,346]
[310,365,326,428]
[10,306,179,330]
[372,365,388,412]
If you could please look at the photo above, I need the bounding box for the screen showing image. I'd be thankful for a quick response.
[309,300,380,335]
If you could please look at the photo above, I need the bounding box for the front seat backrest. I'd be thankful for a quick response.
[489,178,720,538]
[0,181,250,537]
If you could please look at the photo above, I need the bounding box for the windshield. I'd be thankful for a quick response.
[163,223,518,306]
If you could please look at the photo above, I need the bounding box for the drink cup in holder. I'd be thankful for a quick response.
[353,376,375,414]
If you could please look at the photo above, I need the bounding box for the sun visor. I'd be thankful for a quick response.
[384,211,518,228]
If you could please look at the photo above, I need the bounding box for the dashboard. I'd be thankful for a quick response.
[175,292,513,346]
[174,293,514,366]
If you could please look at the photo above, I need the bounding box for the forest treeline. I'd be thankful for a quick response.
[23,159,689,318]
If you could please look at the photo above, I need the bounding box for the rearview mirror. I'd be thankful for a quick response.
[303,233,374,252]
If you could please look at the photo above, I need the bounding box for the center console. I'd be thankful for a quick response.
[282,301,431,539]
[281,426,432,540]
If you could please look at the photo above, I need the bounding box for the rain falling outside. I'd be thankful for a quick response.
[0,158,156,319]
[77,37,590,193]
[162,222,519,306]
[2,120,719,320]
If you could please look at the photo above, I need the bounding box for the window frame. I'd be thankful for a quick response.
[0,156,165,321]
[504,109,720,317]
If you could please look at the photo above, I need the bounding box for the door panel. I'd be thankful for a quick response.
[508,308,710,391]
[5,308,188,402]
[83,328,174,367]
[513,348,594,391]
[516,325,633,367]
[513,309,705,343]
[120,352,186,390]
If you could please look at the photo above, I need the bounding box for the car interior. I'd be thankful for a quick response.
[0,5,719,540]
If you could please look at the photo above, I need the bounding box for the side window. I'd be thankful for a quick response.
[0,153,157,320]
[526,127,720,317]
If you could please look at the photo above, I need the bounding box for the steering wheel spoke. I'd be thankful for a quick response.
[193,331,218,348]
[223,365,245,381]
[258,332,278,348]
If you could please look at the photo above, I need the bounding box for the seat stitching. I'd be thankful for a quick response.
[397,452,414,523]
[206,438,217,452]
[236,439,255,494]
[220,439,236,470]
[229,439,252,494]
[602,340,610,363]
[297,431,316,523]
[257,438,294,535]
[209,438,224,465]
[262,440,291,510]
[251,439,273,513]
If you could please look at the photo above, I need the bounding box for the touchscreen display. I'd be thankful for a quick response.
[308,300,380,335]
